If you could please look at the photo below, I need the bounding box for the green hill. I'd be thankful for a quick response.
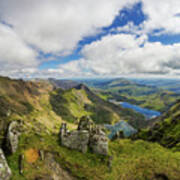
[50,84,147,128]
[81,78,180,112]
[0,77,145,144]
[137,100,180,151]
[0,76,180,180]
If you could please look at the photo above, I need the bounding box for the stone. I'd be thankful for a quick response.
[19,154,24,175]
[59,123,67,138]
[0,149,12,180]
[89,125,108,155]
[44,152,75,180]
[6,110,11,117]
[6,121,21,154]
[89,133,108,155]
[77,116,94,131]
[39,150,45,161]
[61,129,89,153]
[59,116,109,155]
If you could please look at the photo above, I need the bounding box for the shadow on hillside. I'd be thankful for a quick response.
[50,89,77,123]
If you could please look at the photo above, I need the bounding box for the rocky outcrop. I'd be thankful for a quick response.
[44,152,75,180]
[59,116,108,155]
[89,126,108,155]
[6,121,21,154]
[60,128,90,153]
[0,149,12,180]
[77,116,94,131]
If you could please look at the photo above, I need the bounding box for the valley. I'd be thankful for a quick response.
[1,1,180,179]
[80,78,180,112]
[0,76,180,180]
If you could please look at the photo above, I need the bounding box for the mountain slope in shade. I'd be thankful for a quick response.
[48,78,80,90]
[137,100,180,150]
[50,83,147,127]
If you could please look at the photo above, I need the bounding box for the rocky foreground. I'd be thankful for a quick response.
[0,116,110,179]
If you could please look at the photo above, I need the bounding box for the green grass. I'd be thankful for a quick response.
[50,88,91,123]
[108,139,180,180]
[7,132,180,180]
[137,100,180,150]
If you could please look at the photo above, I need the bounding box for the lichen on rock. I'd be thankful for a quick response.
[0,149,12,180]
[5,121,22,154]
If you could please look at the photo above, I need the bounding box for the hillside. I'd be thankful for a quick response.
[131,78,180,94]
[49,83,148,128]
[0,76,145,143]
[8,135,180,180]
[48,78,80,90]
[137,100,180,150]
[0,76,180,179]
[80,78,180,112]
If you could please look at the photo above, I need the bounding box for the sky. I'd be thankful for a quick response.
[0,0,180,79]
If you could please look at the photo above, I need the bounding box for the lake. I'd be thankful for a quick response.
[109,100,161,119]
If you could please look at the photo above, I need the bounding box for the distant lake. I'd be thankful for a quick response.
[109,100,161,119]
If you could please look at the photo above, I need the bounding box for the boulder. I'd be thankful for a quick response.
[77,116,94,131]
[60,128,89,153]
[59,116,109,155]
[0,149,12,180]
[6,121,21,154]
[89,129,108,155]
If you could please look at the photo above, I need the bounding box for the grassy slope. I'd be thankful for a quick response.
[50,85,146,128]
[0,77,76,145]
[8,134,180,180]
[137,100,180,150]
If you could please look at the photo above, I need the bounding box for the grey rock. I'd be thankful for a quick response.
[77,116,94,131]
[6,110,11,117]
[0,149,12,180]
[39,150,45,161]
[90,133,108,155]
[44,152,75,180]
[60,116,109,155]
[6,121,21,154]
[19,154,24,175]
[61,129,89,153]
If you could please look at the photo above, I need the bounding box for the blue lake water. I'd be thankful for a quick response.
[105,101,161,139]
[120,102,161,119]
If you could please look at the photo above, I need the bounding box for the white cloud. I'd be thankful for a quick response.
[0,0,180,78]
[57,34,180,77]
[0,0,138,55]
[141,0,180,34]
[0,24,38,71]
[111,1,180,36]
